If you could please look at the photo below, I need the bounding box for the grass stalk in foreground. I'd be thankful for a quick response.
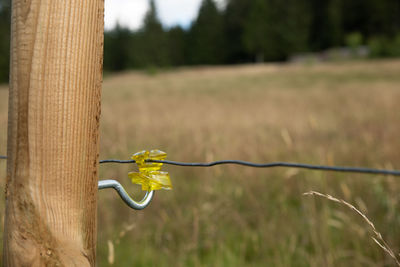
[304,191,400,266]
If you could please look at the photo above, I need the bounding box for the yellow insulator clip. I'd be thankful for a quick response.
[128,150,172,191]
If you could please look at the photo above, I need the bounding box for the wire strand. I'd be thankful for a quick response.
[100,159,135,164]
[99,158,400,176]
[2,156,400,176]
[149,159,400,176]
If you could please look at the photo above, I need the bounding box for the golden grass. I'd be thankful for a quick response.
[304,191,400,266]
[1,59,400,266]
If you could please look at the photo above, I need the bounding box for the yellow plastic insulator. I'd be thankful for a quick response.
[128,150,173,191]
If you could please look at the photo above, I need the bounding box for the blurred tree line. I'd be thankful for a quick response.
[0,0,399,81]
[104,0,400,71]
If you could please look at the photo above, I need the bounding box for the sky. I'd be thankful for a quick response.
[105,0,225,31]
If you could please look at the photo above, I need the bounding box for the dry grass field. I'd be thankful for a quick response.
[0,59,400,266]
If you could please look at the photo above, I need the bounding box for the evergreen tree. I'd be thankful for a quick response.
[243,0,311,62]
[167,26,187,66]
[363,0,400,37]
[139,0,169,67]
[243,0,270,62]
[188,0,225,64]
[341,0,369,37]
[283,0,312,54]
[224,0,252,63]
[308,0,342,50]
[104,24,135,71]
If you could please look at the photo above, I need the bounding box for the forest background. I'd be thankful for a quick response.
[0,0,400,82]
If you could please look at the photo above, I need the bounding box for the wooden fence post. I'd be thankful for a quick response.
[3,0,104,265]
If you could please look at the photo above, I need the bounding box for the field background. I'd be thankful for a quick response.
[0,60,400,266]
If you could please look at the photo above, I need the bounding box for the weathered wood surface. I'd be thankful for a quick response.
[4,0,104,265]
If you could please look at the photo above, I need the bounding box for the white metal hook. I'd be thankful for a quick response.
[98,180,154,210]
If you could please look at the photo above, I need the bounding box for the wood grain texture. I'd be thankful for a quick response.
[3,0,104,266]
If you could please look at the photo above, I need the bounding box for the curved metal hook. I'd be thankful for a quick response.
[98,180,154,210]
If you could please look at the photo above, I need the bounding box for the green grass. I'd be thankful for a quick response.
[1,59,400,266]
